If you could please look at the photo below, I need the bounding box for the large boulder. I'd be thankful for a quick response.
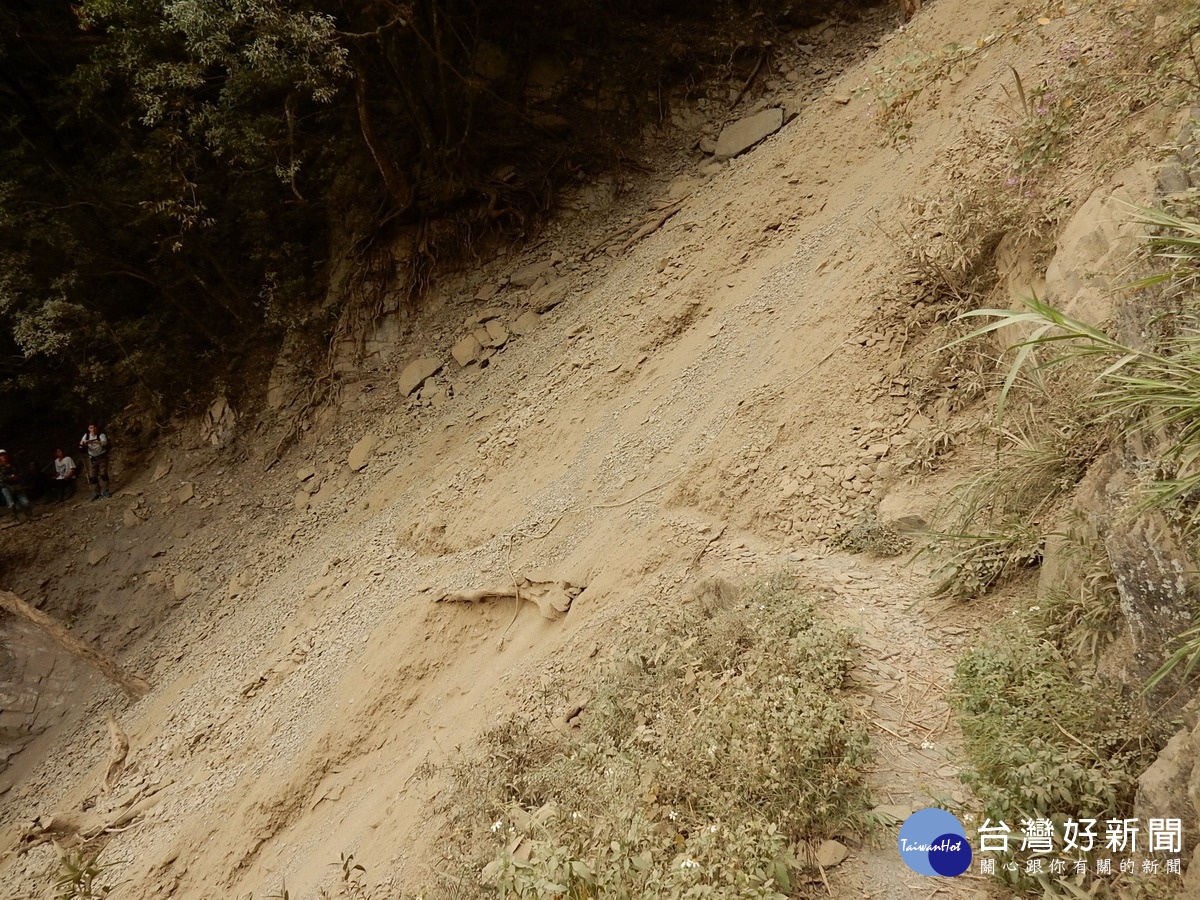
[713,109,784,161]
[398,357,443,396]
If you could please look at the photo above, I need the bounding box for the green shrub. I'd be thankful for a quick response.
[442,577,871,900]
[952,628,1160,894]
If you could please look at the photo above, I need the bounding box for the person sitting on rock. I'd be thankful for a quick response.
[52,448,77,502]
[79,422,111,500]
[0,450,35,522]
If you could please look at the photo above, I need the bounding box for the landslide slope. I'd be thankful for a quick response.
[0,0,1185,897]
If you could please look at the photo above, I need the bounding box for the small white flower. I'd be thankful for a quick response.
[709,825,719,834]
[490,820,504,833]
[680,858,700,872]
[571,811,582,821]
[1029,605,1041,611]
[920,741,936,750]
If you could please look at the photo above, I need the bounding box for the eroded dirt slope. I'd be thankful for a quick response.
[0,0,1182,897]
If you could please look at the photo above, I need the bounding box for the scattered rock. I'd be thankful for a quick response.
[201,396,238,448]
[472,307,505,324]
[485,320,509,348]
[891,515,928,533]
[815,839,850,868]
[151,462,172,483]
[294,491,311,512]
[173,572,198,602]
[227,571,253,600]
[667,176,700,200]
[877,483,938,531]
[418,378,440,403]
[713,108,784,161]
[398,357,443,396]
[510,260,552,288]
[510,311,541,336]
[531,584,573,620]
[474,282,500,302]
[176,483,195,504]
[870,804,911,824]
[296,467,315,483]
[347,433,378,472]
[123,508,142,529]
[452,334,483,367]
[310,480,338,508]
[531,281,569,313]
[87,547,109,566]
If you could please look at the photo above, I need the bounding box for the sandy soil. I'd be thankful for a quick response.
[0,0,1182,897]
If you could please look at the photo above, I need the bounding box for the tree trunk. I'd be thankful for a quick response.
[0,590,152,699]
[352,58,415,212]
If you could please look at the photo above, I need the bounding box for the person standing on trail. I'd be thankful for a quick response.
[0,450,34,522]
[52,448,77,502]
[79,423,111,500]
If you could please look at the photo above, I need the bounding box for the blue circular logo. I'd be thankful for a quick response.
[897,808,972,877]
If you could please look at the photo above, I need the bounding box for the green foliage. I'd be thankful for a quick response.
[925,525,1043,602]
[946,204,1200,893]
[439,577,871,900]
[1004,67,1083,189]
[952,205,1200,672]
[0,0,821,429]
[952,627,1160,894]
[1033,528,1123,664]
[0,0,348,422]
[54,850,111,900]
[313,854,374,900]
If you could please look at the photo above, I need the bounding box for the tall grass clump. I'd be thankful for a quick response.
[954,207,1200,684]
[923,389,1111,601]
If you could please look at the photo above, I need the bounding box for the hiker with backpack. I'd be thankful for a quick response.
[79,422,111,500]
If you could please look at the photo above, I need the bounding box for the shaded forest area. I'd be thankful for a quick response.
[0,0,876,443]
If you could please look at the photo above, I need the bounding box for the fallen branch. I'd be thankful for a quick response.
[438,579,581,621]
[730,47,769,109]
[620,203,684,253]
[13,779,174,854]
[0,590,152,699]
[586,201,684,257]
[437,588,517,604]
[101,716,129,795]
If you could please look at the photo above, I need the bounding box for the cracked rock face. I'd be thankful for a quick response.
[1106,506,1196,679]
[1136,719,1200,885]
[0,622,80,776]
